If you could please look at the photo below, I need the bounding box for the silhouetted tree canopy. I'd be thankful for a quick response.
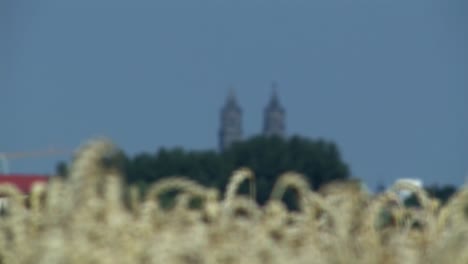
[55,136,459,206]
[426,184,457,204]
[222,135,350,204]
[404,184,457,207]
[57,135,350,205]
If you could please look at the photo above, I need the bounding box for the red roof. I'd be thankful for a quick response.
[0,174,49,194]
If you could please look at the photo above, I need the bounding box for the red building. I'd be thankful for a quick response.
[0,174,49,194]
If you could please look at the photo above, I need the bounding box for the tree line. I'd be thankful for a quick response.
[56,135,456,206]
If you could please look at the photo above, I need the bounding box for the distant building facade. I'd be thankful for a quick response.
[263,85,286,137]
[218,83,286,151]
[219,90,243,152]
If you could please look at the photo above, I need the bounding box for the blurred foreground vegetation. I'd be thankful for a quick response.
[2,138,466,264]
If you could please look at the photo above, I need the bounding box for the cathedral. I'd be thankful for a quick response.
[218,84,286,151]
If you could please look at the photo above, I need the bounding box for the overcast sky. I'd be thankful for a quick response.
[1,0,467,189]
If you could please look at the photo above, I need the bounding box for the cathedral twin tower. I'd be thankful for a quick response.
[219,85,286,151]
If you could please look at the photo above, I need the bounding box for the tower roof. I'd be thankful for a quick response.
[265,82,284,113]
[222,87,241,113]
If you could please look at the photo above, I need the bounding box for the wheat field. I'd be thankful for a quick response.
[0,138,466,264]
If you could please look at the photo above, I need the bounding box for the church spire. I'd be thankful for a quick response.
[263,82,286,137]
[270,81,280,107]
[225,86,239,110]
[219,88,242,151]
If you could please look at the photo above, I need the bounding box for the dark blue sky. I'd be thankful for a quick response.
[2,0,467,189]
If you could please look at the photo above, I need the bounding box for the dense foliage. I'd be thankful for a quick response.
[405,184,457,206]
[57,135,457,204]
[58,135,350,205]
